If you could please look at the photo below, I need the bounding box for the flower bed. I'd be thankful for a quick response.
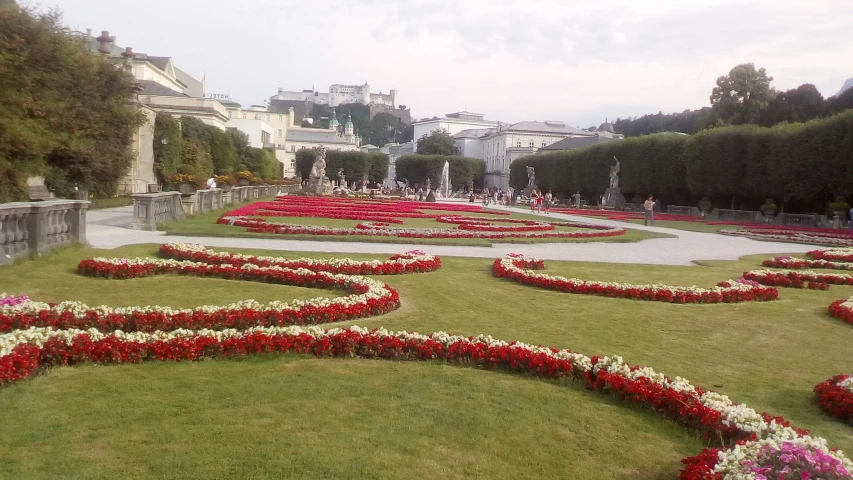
[221,217,627,240]
[0,245,445,333]
[828,298,853,325]
[720,228,853,246]
[0,323,849,477]
[493,254,778,303]
[809,248,853,262]
[158,243,441,275]
[217,197,628,240]
[763,255,853,271]
[743,269,851,289]
[814,374,853,424]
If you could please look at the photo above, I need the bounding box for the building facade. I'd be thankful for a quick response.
[271,83,397,108]
[412,112,499,152]
[281,110,361,176]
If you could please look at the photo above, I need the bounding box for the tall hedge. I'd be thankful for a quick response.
[510,110,853,211]
[395,154,484,188]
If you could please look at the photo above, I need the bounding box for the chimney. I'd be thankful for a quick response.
[86,29,92,40]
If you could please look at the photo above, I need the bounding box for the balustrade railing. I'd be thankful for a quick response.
[0,200,89,265]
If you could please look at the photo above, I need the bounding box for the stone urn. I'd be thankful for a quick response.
[72,190,89,201]
[238,179,250,186]
[178,183,197,195]
[833,211,846,229]
[221,184,233,193]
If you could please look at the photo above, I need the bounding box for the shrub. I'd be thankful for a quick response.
[395,154,484,188]
[177,165,196,176]
[760,198,777,214]
[828,196,850,213]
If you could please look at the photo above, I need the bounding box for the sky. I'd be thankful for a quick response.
[42,0,853,127]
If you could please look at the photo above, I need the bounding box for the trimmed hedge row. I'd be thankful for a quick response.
[394,154,485,188]
[510,110,853,210]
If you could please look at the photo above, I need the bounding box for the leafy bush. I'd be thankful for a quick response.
[828,196,849,213]
[760,198,777,214]
[0,4,144,201]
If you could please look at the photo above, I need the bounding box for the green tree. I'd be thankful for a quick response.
[416,129,459,155]
[710,63,776,125]
[180,138,213,183]
[153,113,183,183]
[761,84,825,126]
[0,3,143,201]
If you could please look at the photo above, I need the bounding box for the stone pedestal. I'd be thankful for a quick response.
[223,192,232,205]
[306,176,332,195]
[181,195,196,215]
[604,187,625,209]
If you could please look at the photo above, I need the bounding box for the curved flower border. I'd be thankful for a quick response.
[0,324,849,477]
[743,269,849,289]
[763,255,853,271]
[720,228,853,247]
[808,248,853,262]
[0,247,440,333]
[158,243,441,275]
[814,374,853,424]
[493,254,778,303]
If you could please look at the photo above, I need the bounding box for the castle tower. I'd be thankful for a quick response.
[390,89,398,108]
[329,109,339,131]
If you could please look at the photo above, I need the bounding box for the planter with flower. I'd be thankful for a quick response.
[169,165,198,195]
[829,196,850,229]
[760,198,777,222]
[215,174,234,192]
[236,170,253,186]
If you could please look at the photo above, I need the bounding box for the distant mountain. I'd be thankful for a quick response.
[836,78,853,97]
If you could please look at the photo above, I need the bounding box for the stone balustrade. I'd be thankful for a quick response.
[666,205,702,217]
[0,200,89,265]
[195,188,223,214]
[130,192,185,230]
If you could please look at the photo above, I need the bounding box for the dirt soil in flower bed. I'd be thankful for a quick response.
[163,206,669,246]
[1,245,852,478]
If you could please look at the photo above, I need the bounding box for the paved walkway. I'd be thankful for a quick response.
[85,204,813,265]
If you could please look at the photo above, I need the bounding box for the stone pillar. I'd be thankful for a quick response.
[25,203,51,256]
[68,201,89,244]
[181,195,196,215]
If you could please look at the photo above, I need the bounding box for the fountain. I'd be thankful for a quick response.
[437,161,451,198]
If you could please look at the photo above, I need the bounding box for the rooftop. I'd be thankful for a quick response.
[286,128,351,145]
[137,80,185,97]
[539,134,621,152]
[503,121,590,135]
[454,128,496,139]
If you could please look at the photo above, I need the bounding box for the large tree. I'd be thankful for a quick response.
[761,84,825,126]
[0,3,143,201]
[710,63,776,125]
[416,129,459,155]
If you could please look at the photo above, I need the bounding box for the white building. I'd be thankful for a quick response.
[271,83,397,108]
[282,110,360,175]
[226,119,273,149]
[412,112,499,152]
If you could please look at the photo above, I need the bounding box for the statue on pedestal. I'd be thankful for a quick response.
[609,157,621,189]
[305,145,332,194]
[526,165,536,188]
[338,168,346,188]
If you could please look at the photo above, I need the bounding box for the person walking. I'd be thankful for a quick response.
[643,196,656,226]
[600,194,606,210]
[544,191,553,214]
[536,191,543,213]
[529,192,537,213]
[573,192,581,208]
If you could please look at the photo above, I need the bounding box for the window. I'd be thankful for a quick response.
[279,115,283,122]
[529,141,534,148]
[227,111,232,118]
[278,129,282,137]
[291,145,295,152]
[265,115,270,121]
[254,114,259,120]
[542,142,547,148]
[516,141,521,148]
[242,113,246,119]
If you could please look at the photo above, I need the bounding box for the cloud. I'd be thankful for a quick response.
[47,0,853,126]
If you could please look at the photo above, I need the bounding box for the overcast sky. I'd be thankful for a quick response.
[43,0,853,127]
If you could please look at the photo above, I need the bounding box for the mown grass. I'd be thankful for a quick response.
[90,196,134,210]
[1,245,851,479]
[161,204,669,246]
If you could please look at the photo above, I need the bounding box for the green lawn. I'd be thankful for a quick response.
[625,219,745,233]
[162,204,669,246]
[1,245,851,479]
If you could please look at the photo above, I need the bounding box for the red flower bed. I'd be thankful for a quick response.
[218,197,628,240]
[814,374,853,424]
[808,249,853,262]
[743,270,853,288]
[829,299,853,325]
[158,243,442,275]
[493,255,778,304]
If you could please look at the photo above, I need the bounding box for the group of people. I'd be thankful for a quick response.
[472,188,513,208]
[527,190,555,214]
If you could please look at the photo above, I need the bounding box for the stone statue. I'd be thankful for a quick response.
[609,157,620,189]
[310,145,327,179]
[526,165,536,188]
[305,145,332,194]
[338,168,346,187]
